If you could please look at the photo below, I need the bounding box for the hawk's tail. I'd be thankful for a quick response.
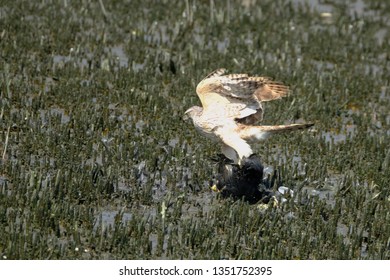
[239,123,314,141]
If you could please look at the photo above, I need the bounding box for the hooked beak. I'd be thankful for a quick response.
[183,108,192,121]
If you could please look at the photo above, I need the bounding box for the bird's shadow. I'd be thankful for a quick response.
[210,154,283,204]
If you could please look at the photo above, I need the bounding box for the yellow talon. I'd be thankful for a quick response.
[211,184,220,192]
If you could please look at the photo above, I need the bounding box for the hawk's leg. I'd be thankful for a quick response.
[221,144,239,164]
[216,128,253,165]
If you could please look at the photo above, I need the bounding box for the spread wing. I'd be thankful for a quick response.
[196,69,289,123]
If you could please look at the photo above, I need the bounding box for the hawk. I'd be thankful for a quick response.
[184,69,313,164]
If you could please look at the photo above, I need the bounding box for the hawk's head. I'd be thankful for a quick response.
[183,106,203,121]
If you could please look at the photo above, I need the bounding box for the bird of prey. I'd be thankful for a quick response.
[184,68,313,164]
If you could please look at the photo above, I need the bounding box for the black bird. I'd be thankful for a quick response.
[211,154,274,204]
